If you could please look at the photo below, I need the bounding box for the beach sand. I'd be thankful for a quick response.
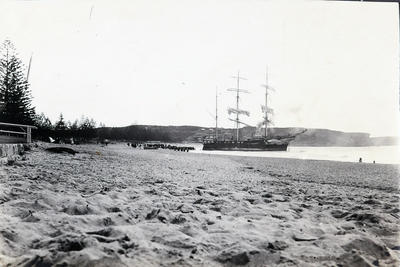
[0,143,399,266]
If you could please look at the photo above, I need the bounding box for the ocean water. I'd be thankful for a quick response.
[189,144,400,165]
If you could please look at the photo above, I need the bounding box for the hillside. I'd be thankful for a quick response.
[96,125,399,146]
[370,136,400,146]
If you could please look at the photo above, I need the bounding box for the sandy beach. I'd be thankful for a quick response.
[0,143,399,266]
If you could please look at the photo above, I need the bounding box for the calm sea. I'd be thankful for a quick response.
[189,144,400,165]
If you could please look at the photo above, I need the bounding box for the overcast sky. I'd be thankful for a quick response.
[0,0,399,136]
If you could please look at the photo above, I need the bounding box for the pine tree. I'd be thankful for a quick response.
[54,113,67,130]
[35,112,53,130]
[0,40,35,125]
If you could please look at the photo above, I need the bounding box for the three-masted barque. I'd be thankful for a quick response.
[203,69,304,151]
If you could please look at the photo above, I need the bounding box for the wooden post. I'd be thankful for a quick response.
[27,127,32,143]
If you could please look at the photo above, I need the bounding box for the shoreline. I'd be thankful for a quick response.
[0,143,399,266]
[193,149,400,166]
[189,144,400,165]
[189,148,399,192]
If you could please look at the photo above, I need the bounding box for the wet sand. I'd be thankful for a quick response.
[0,143,399,266]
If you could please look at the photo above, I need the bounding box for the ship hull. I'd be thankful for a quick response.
[203,140,289,151]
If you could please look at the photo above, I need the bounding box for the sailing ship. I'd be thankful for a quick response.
[203,69,305,151]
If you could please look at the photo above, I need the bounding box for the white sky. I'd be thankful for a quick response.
[0,0,399,136]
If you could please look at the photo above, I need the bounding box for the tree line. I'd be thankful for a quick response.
[34,113,98,143]
[0,40,171,143]
[97,125,171,142]
[0,40,98,143]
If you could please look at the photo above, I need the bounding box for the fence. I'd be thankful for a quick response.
[0,122,37,144]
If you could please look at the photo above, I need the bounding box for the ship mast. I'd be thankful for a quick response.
[227,71,249,142]
[264,68,268,138]
[261,66,273,138]
[215,87,218,141]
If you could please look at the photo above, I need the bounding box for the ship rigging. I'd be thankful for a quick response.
[203,68,305,151]
[227,71,250,142]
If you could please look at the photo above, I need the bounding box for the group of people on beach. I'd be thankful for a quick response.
[127,142,195,152]
[128,143,141,148]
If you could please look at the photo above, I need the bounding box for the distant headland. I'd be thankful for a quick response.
[96,125,399,147]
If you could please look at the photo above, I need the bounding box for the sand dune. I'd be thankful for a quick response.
[0,143,399,266]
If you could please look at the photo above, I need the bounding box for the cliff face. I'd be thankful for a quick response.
[97,125,398,147]
[290,129,372,147]
[369,136,400,146]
